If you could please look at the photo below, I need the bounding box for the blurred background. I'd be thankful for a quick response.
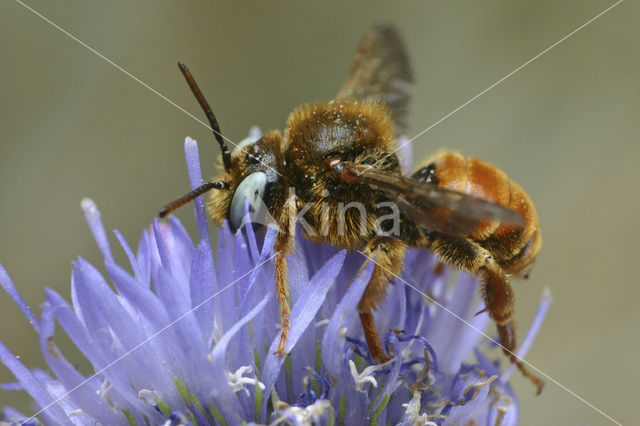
[1,0,638,423]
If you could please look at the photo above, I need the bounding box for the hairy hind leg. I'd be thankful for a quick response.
[357,237,406,363]
[427,233,544,393]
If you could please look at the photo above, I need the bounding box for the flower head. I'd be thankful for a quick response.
[0,136,551,425]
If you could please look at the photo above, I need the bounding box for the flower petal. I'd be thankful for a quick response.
[0,341,71,425]
[169,216,196,279]
[261,250,347,420]
[322,261,374,378]
[136,229,152,288]
[209,293,271,420]
[73,257,172,393]
[0,263,39,331]
[184,137,210,246]
[44,287,138,405]
[243,199,260,262]
[81,198,114,264]
[39,300,126,423]
[215,221,238,333]
[113,229,142,282]
[189,240,218,346]
[105,260,170,331]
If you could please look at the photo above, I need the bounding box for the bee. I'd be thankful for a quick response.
[160,24,543,393]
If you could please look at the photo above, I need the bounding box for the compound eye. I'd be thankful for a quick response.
[232,135,261,155]
[230,172,268,229]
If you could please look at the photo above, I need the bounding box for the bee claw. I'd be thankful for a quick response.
[474,307,489,316]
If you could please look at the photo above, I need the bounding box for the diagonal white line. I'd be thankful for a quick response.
[359,0,624,176]
[356,250,622,426]
[26,251,279,423]
[12,0,284,179]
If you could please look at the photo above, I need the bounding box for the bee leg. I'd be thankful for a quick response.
[273,194,297,357]
[358,312,387,363]
[358,237,407,363]
[427,233,544,394]
[484,263,544,394]
[274,249,291,356]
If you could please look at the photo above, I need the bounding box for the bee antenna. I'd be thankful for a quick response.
[178,62,232,172]
[159,181,229,217]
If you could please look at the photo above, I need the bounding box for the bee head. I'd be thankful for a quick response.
[221,131,283,230]
[159,63,283,228]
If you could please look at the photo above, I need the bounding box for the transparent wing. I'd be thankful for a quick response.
[336,162,524,237]
[336,24,414,136]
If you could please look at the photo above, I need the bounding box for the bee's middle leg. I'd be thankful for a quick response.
[357,237,407,363]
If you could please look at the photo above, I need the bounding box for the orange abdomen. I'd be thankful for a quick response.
[419,151,541,275]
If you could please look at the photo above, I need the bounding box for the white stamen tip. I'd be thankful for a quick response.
[401,391,436,425]
[226,365,265,395]
[348,359,393,392]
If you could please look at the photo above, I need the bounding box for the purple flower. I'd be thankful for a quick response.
[0,136,551,425]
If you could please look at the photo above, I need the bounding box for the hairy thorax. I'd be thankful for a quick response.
[284,100,400,249]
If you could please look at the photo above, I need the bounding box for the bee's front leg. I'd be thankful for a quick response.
[273,193,297,357]
[357,237,407,363]
[274,250,291,356]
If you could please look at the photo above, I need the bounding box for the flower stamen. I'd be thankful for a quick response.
[226,365,265,396]
[348,359,393,392]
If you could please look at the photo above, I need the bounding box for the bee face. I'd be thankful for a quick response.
[208,130,285,230]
